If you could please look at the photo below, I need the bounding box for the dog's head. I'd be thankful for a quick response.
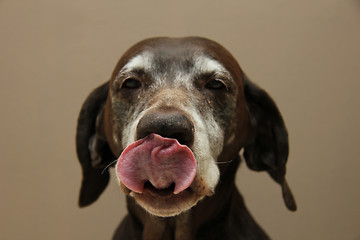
[76,37,296,217]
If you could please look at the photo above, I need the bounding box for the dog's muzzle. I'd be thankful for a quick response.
[117,111,197,195]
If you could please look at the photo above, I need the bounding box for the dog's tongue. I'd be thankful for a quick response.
[116,133,196,194]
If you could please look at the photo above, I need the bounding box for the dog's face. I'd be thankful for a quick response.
[76,37,296,218]
[103,38,251,216]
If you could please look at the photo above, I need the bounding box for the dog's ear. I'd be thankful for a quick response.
[243,74,297,211]
[76,82,115,207]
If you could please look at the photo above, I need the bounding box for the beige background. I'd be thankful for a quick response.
[1,0,359,239]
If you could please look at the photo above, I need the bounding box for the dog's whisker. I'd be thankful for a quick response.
[216,160,233,164]
[101,159,118,174]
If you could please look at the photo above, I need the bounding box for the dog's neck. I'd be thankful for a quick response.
[128,203,194,240]
[124,156,242,240]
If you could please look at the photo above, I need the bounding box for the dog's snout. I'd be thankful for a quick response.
[136,111,194,146]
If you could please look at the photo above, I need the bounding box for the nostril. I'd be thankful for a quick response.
[136,111,194,146]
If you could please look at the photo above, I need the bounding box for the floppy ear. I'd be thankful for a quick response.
[243,74,297,211]
[76,82,115,207]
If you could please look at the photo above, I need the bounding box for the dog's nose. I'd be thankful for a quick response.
[136,111,194,146]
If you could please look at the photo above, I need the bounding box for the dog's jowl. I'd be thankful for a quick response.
[76,37,297,240]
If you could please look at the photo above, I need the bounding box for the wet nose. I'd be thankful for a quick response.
[136,111,194,146]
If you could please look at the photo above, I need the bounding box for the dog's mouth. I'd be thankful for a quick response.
[144,181,175,196]
[116,133,200,216]
[142,181,194,197]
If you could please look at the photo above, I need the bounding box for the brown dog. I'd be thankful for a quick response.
[76,37,296,240]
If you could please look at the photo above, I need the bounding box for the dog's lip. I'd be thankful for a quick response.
[141,181,193,197]
[130,185,194,202]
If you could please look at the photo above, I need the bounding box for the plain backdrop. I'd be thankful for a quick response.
[1,0,359,239]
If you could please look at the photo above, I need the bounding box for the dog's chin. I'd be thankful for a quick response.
[120,176,214,217]
[131,188,202,217]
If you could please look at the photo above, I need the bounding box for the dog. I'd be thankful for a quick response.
[76,37,296,240]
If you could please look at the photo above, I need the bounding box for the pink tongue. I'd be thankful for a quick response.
[116,133,197,194]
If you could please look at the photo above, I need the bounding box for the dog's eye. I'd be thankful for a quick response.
[205,79,227,90]
[121,78,142,89]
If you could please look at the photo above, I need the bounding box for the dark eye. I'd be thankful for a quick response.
[205,79,227,90]
[121,78,141,89]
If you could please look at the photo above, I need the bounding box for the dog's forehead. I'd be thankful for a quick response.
[113,37,241,80]
[122,50,226,76]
